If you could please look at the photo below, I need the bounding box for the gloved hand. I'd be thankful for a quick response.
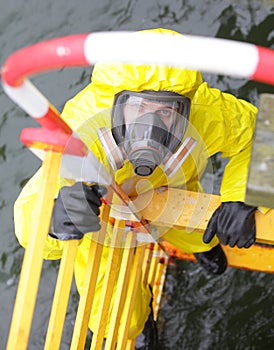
[203,201,257,248]
[50,182,107,240]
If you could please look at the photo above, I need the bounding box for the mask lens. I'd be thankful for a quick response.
[125,96,180,129]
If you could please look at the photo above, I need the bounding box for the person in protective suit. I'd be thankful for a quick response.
[13,28,258,347]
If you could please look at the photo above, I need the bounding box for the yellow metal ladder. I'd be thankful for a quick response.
[6,138,274,349]
[6,149,168,349]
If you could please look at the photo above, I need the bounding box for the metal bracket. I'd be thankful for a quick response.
[245,93,274,208]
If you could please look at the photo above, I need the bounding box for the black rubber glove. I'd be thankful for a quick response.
[50,182,106,240]
[203,201,257,248]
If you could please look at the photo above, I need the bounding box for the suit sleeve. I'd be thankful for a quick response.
[13,167,74,260]
[191,82,257,202]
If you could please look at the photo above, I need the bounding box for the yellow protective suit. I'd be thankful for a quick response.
[13,28,257,338]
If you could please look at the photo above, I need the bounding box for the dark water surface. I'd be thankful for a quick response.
[0,1,274,349]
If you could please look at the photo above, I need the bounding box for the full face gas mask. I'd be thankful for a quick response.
[97,90,196,177]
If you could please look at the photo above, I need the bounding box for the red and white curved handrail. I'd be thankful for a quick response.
[1,31,274,138]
